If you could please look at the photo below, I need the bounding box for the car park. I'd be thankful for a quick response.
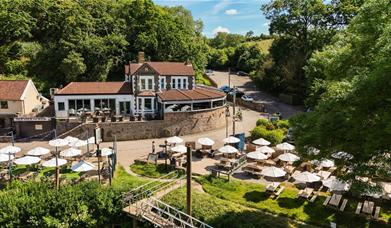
[219,85,231,93]
[241,95,254,102]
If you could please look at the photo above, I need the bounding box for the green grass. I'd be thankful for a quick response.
[112,165,150,191]
[198,176,391,227]
[130,163,176,178]
[162,187,315,228]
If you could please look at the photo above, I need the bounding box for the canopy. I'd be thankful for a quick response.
[218,145,238,154]
[331,151,353,160]
[60,148,81,157]
[27,147,50,156]
[14,156,41,165]
[101,148,114,156]
[223,136,240,144]
[256,146,275,154]
[261,166,286,178]
[69,140,87,148]
[293,171,321,183]
[276,142,295,151]
[278,153,300,162]
[197,137,215,146]
[71,160,95,172]
[42,158,67,167]
[86,137,95,144]
[0,145,21,155]
[64,136,79,144]
[0,154,14,162]
[171,145,187,154]
[49,138,68,147]
[320,159,335,168]
[246,151,268,160]
[166,136,184,144]
[252,138,271,146]
[322,176,350,191]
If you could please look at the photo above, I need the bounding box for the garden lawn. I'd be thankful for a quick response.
[162,187,315,228]
[112,165,150,191]
[198,176,391,227]
[130,163,176,178]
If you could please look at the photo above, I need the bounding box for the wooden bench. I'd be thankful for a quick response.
[339,199,348,212]
[355,202,363,214]
[323,196,331,206]
[373,206,381,219]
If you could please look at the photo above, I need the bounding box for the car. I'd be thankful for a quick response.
[205,69,214,75]
[228,88,244,98]
[236,71,248,76]
[219,85,231,93]
[241,95,254,102]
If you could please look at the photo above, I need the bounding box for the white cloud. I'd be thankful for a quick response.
[263,21,270,27]
[225,9,238,15]
[212,0,231,14]
[213,26,230,34]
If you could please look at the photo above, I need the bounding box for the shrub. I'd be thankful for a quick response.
[275,119,290,130]
[250,126,284,145]
[256,118,269,127]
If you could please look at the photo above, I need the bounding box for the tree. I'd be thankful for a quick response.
[59,51,86,82]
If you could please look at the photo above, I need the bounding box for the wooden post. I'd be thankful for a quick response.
[233,86,236,135]
[186,143,192,216]
[55,148,59,189]
[228,68,231,88]
[97,144,101,184]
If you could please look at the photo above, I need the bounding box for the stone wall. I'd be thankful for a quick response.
[58,107,226,141]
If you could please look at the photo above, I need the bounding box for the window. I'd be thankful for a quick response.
[69,99,90,111]
[160,77,166,90]
[171,77,188,89]
[35,124,43,130]
[148,79,153,90]
[172,78,177,89]
[141,79,146,90]
[58,102,65,111]
[140,76,154,90]
[94,99,116,110]
[182,78,187,89]
[144,98,152,110]
[0,101,8,109]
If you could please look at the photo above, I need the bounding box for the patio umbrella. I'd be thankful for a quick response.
[278,153,300,162]
[218,145,238,154]
[0,154,14,162]
[246,151,268,160]
[252,138,270,146]
[71,160,95,172]
[320,159,335,168]
[14,156,41,165]
[331,151,353,160]
[42,158,67,167]
[293,171,321,183]
[27,147,50,156]
[171,145,187,154]
[101,148,114,156]
[49,138,68,147]
[223,136,240,144]
[166,136,183,144]
[64,136,79,144]
[86,137,95,144]
[256,146,275,154]
[322,176,350,191]
[69,139,87,148]
[197,137,215,146]
[276,142,295,151]
[60,148,81,157]
[261,166,286,178]
[0,145,21,155]
[306,147,320,155]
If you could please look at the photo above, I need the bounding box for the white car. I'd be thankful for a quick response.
[241,95,254,102]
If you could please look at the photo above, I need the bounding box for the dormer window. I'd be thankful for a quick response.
[171,77,188,90]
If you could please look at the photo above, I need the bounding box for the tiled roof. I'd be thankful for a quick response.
[138,91,155,97]
[56,82,132,95]
[0,80,29,100]
[158,87,226,102]
[128,62,194,76]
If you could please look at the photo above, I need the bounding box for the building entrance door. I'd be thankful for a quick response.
[119,102,131,115]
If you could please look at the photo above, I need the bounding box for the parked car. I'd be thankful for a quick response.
[219,85,231,93]
[205,69,214,75]
[228,88,244,98]
[236,71,248,76]
[241,95,254,102]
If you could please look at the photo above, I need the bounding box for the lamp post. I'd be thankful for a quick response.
[225,105,230,138]
[185,143,192,216]
[8,131,14,182]
[232,86,237,136]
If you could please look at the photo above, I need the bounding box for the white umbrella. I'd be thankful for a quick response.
[322,176,350,191]
[167,136,183,144]
[252,138,270,146]
[332,151,353,160]
[0,154,14,162]
[27,147,50,156]
[218,145,238,154]
[86,137,95,144]
[0,145,21,154]
[276,142,295,151]
[223,136,240,144]
[261,166,286,178]
[246,151,268,160]
[14,156,41,165]
[42,158,67,167]
[197,137,215,146]
[278,153,300,162]
[64,136,79,144]
[60,148,81,157]
[101,148,114,156]
[49,138,68,147]
[307,147,320,155]
[256,146,275,154]
[71,160,95,172]
[69,140,87,148]
[171,145,187,154]
[320,159,335,168]
[293,171,321,183]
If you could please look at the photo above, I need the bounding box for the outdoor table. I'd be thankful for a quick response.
[284,165,295,174]
[301,188,314,198]
[267,182,281,192]
[328,194,342,207]
[317,170,331,180]
[362,201,375,214]
[264,159,276,166]
[245,164,262,172]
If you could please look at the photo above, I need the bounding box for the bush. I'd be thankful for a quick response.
[275,119,289,130]
[256,118,269,127]
[250,126,284,145]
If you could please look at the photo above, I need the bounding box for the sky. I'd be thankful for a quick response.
[153,0,270,37]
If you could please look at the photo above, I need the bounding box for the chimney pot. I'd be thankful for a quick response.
[138,52,145,63]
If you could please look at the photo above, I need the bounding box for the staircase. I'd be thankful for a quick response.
[122,171,213,228]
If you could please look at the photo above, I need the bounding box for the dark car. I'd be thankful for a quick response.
[228,88,244,98]
[219,85,231,93]
[236,71,248,76]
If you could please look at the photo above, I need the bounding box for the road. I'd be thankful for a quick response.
[209,71,303,118]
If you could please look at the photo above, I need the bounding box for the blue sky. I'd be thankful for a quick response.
[153,0,270,37]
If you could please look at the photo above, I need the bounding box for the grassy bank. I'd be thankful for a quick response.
[130,163,176,178]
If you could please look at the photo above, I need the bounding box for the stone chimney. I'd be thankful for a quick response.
[138,51,145,63]
[185,59,192,66]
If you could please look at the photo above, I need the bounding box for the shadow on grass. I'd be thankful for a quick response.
[277,197,305,209]
[243,190,270,203]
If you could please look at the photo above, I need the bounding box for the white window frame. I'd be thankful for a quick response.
[159,76,166,90]
[171,77,188,90]
[139,76,154,91]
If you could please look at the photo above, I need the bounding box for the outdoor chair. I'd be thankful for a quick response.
[340,199,348,212]
[373,206,381,219]
[355,202,363,214]
[274,186,285,198]
[310,194,317,203]
[323,196,331,206]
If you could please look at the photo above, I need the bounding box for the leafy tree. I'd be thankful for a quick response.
[59,51,86,82]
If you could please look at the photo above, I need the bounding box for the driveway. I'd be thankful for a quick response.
[209,71,303,118]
